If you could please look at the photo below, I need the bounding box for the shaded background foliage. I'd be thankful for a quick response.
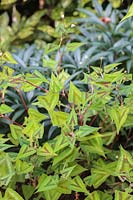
[0,0,133,50]
[1,0,133,73]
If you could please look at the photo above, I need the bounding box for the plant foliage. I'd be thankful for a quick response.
[0,51,133,199]
[71,1,133,72]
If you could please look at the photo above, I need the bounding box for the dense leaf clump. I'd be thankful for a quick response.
[0,51,133,199]
[0,0,133,199]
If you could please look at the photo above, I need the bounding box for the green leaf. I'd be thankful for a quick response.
[69,163,87,177]
[66,42,84,51]
[0,152,15,186]
[54,134,70,152]
[22,122,44,139]
[49,74,63,93]
[4,188,24,200]
[21,73,44,92]
[104,63,121,73]
[49,110,69,127]
[67,108,78,127]
[68,82,85,106]
[43,190,61,200]
[1,0,17,5]
[37,142,57,159]
[85,191,112,200]
[9,124,23,144]
[90,66,103,74]
[1,66,14,77]
[69,176,89,194]
[0,143,14,151]
[111,0,122,8]
[43,59,58,69]
[1,51,17,64]
[17,28,33,39]
[38,25,59,38]
[101,131,116,145]
[16,159,34,174]
[124,115,133,127]
[25,10,45,27]
[0,134,9,144]
[85,160,117,188]
[17,10,45,39]
[103,71,124,83]
[116,146,133,176]
[0,192,2,199]
[108,106,129,134]
[58,70,70,85]
[60,165,76,179]
[114,190,133,200]
[0,12,9,26]
[56,178,71,194]
[76,125,99,138]
[34,70,49,83]
[44,43,59,55]
[121,2,133,21]
[17,144,36,159]
[0,104,14,114]
[53,147,73,166]
[27,108,47,123]
[37,91,59,110]
[81,136,105,157]
[36,174,59,192]
[85,191,100,200]
[22,185,35,200]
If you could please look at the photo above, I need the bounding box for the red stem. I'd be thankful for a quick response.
[15,88,28,113]
[89,113,98,126]
[0,115,23,127]
[25,80,48,93]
